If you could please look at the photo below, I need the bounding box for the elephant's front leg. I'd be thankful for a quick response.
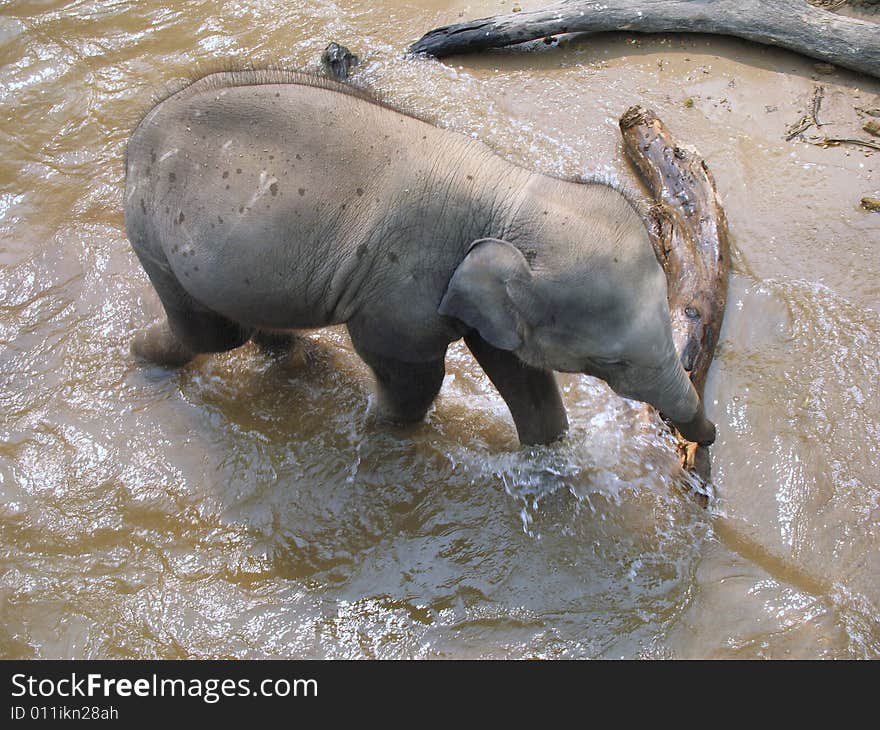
[465,332,568,446]
[349,332,447,424]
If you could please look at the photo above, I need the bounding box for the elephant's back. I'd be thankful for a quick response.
[124,69,454,234]
[122,71,468,330]
[127,69,446,169]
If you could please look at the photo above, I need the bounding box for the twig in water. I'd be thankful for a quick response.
[785,85,826,140]
[786,115,814,140]
[812,85,825,127]
[810,136,880,151]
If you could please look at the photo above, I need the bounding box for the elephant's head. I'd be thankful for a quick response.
[438,236,716,445]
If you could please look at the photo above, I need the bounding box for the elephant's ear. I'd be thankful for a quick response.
[438,238,536,351]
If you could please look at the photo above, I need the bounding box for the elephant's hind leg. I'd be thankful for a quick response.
[349,335,446,424]
[133,308,253,367]
[132,319,195,367]
[465,332,568,446]
[131,246,253,367]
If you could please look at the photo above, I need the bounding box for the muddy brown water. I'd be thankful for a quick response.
[1,0,878,659]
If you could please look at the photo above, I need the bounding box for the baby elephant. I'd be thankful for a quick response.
[124,70,716,447]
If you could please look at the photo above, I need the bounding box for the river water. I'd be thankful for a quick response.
[1,0,878,658]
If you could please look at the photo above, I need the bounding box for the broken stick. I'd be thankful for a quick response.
[619,106,731,492]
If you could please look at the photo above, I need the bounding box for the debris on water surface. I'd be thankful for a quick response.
[321,42,359,81]
[861,196,880,212]
[813,136,880,151]
[813,62,836,75]
[785,85,825,140]
[863,120,880,137]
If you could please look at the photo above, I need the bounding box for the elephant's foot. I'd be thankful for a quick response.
[253,329,300,357]
[131,320,194,367]
[373,392,433,426]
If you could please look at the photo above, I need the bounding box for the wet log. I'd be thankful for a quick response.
[619,106,730,492]
[410,0,880,79]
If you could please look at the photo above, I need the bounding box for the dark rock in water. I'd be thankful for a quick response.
[321,42,359,81]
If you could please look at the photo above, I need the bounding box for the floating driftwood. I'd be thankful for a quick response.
[410,0,880,79]
[619,106,730,494]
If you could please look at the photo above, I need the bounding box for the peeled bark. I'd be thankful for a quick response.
[619,106,730,493]
[411,0,880,79]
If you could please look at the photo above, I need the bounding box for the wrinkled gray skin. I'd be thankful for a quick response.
[124,70,716,447]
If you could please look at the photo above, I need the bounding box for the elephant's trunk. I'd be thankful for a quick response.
[652,354,716,446]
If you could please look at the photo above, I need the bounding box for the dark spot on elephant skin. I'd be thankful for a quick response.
[239,206,245,214]
[140,198,146,215]
[270,182,278,196]
[236,168,242,174]
[245,277,251,285]
[222,171,229,179]
[177,211,185,224]
[387,251,398,263]
[150,150,156,164]
[168,172,176,183]
[357,244,368,258]
[218,216,223,224]
[298,188,305,196]
[356,188,364,196]
[295,154,301,160]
